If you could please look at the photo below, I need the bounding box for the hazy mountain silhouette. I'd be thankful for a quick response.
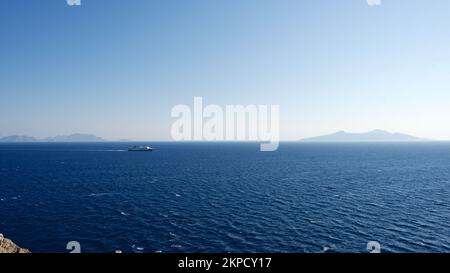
[0,135,37,142]
[44,134,105,142]
[302,130,428,142]
[0,134,105,142]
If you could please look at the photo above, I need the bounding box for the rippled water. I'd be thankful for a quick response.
[0,142,449,253]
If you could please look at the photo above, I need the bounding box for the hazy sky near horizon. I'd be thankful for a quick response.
[1,0,450,140]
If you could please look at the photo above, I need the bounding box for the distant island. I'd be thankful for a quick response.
[0,134,105,143]
[301,130,428,142]
[44,134,104,142]
[0,135,37,142]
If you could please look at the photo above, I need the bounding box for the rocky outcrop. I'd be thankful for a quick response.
[0,234,30,253]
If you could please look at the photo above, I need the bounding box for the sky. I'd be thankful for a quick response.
[1,0,450,141]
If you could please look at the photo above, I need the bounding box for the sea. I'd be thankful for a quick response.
[0,142,449,253]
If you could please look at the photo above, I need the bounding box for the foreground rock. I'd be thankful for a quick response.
[0,234,30,253]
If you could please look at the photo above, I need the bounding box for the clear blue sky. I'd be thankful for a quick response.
[1,0,450,140]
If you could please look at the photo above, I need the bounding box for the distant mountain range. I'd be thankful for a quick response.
[301,130,428,142]
[0,130,431,143]
[0,135,37,142]
[0,134,105,142]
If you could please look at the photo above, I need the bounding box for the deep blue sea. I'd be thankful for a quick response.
[1,142,449,253]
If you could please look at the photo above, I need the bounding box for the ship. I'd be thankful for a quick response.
[128,145,153,152]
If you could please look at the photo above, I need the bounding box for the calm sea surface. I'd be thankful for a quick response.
[0,142,449,253]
